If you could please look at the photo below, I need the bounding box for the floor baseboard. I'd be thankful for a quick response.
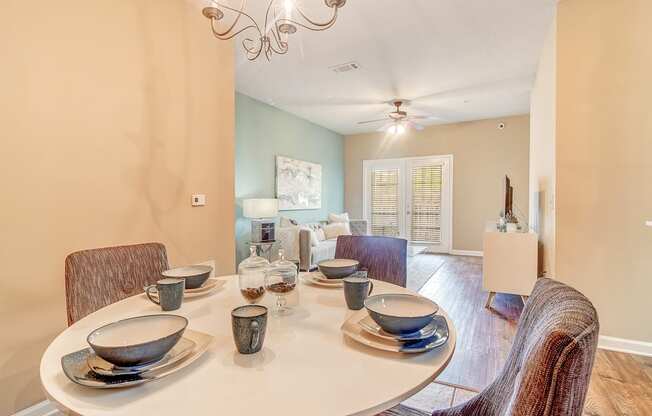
[12,401,59,416]
[598,335,652,357]
[449,250,483,257]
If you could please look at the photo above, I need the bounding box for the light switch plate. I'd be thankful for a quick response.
[192,194,206,206]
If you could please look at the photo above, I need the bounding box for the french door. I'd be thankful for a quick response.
[363,155,452,252]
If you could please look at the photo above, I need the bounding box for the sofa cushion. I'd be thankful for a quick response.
[311,239,337,267]
[324,222,351,240]
[328,212,350,223]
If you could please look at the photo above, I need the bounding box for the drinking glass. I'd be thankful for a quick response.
[264,249,298,315]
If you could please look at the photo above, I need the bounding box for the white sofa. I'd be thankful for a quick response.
[277,220,368,271]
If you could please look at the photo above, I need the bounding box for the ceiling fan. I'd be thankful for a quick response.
[357,100,433,134]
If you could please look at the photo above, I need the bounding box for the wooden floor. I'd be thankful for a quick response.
[402,254,652,415]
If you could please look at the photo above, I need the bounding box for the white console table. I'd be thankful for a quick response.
[482,222,538,308]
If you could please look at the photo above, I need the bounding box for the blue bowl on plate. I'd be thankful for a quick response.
[87,315,188,367]
[162,265,213,289]
[364,294,439,335]
[317,259,359,279]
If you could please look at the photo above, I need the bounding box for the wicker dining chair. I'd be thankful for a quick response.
[378,278,599,416]
[65,242,169,325]
[335,235,408,287]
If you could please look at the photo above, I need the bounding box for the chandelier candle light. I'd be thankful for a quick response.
[202,0,347,61]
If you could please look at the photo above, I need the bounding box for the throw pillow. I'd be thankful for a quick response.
[279,217,298,227]
[324,222,352,240]
[328,212,350,224]
[315,228,326,242]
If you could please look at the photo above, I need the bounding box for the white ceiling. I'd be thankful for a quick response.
[231,0,556,135]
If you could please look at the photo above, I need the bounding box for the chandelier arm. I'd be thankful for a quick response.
[243,38,264,61]
[279,17,337,32]
[268,23,288,53]
[294,6,338,29]
[278,8,339,33]
[268,37,288,54]
[211,1,249,36]
[263,0,277,34]
[212,0,262,37]
[210,19,259,41]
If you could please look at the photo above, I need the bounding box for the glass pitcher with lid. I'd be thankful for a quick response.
[264,248,298,315]
[238,246,269,304]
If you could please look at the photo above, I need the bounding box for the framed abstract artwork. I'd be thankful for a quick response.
[276,156,322,210]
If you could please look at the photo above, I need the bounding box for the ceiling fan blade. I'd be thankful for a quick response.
[408,115,434,120]
[358,118,389,125]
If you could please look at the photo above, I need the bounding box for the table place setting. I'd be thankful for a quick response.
[60,315,214,389]
[329,261,450,354]
[301,259,365,288]
[144,265,225,305]
[300,257,450,355]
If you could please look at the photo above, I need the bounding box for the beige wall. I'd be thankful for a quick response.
[0,1,235,413]
[557,0,652,342]
[529,14,557,277]
[345,115,530,252]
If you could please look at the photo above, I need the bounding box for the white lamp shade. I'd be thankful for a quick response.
[243,199,279,219]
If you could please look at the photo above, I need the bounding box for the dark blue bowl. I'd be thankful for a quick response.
[87,315,187,367]
[162,265,213,289]
[364,294,439,335]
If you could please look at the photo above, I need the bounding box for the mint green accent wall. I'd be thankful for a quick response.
[235,93,344,264]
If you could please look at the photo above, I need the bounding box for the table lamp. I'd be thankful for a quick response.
[243,198,279,243]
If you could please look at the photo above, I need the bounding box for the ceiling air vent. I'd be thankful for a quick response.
[330,62,361,73]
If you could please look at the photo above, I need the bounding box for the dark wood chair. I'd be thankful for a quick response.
[335,235,407,287]
[65,242,169,325]
[378,278,599,416]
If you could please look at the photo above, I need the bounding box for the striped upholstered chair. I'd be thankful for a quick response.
[379,278,599,416]
[65,243,169,325]
[335,235,408,287]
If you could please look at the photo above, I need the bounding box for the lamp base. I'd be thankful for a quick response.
[251,219,275,243]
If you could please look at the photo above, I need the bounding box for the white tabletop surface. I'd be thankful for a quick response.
[40,274,456,416]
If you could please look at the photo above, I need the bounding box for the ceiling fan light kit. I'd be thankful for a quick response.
[202,0,346,61]
[359,100,429,135]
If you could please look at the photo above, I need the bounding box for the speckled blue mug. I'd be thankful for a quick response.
[145,278,184,311]
[232,305,268,354]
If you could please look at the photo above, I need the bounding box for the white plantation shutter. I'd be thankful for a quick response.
[370,169,400,237]
[410,165,442,243]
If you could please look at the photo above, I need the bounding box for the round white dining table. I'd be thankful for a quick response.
[41,274,456,416]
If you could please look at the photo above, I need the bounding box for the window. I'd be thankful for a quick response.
[370,169,400,237]
[410,165,442,243]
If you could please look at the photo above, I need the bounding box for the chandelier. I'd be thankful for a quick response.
[202,0,347,61]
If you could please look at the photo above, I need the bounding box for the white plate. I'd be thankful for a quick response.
[62,329,213,389]
[301,272,343,288]
[87,337,196,376]
[146,278,225,299]
[313,271,344,283]
[341,312,449,353]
